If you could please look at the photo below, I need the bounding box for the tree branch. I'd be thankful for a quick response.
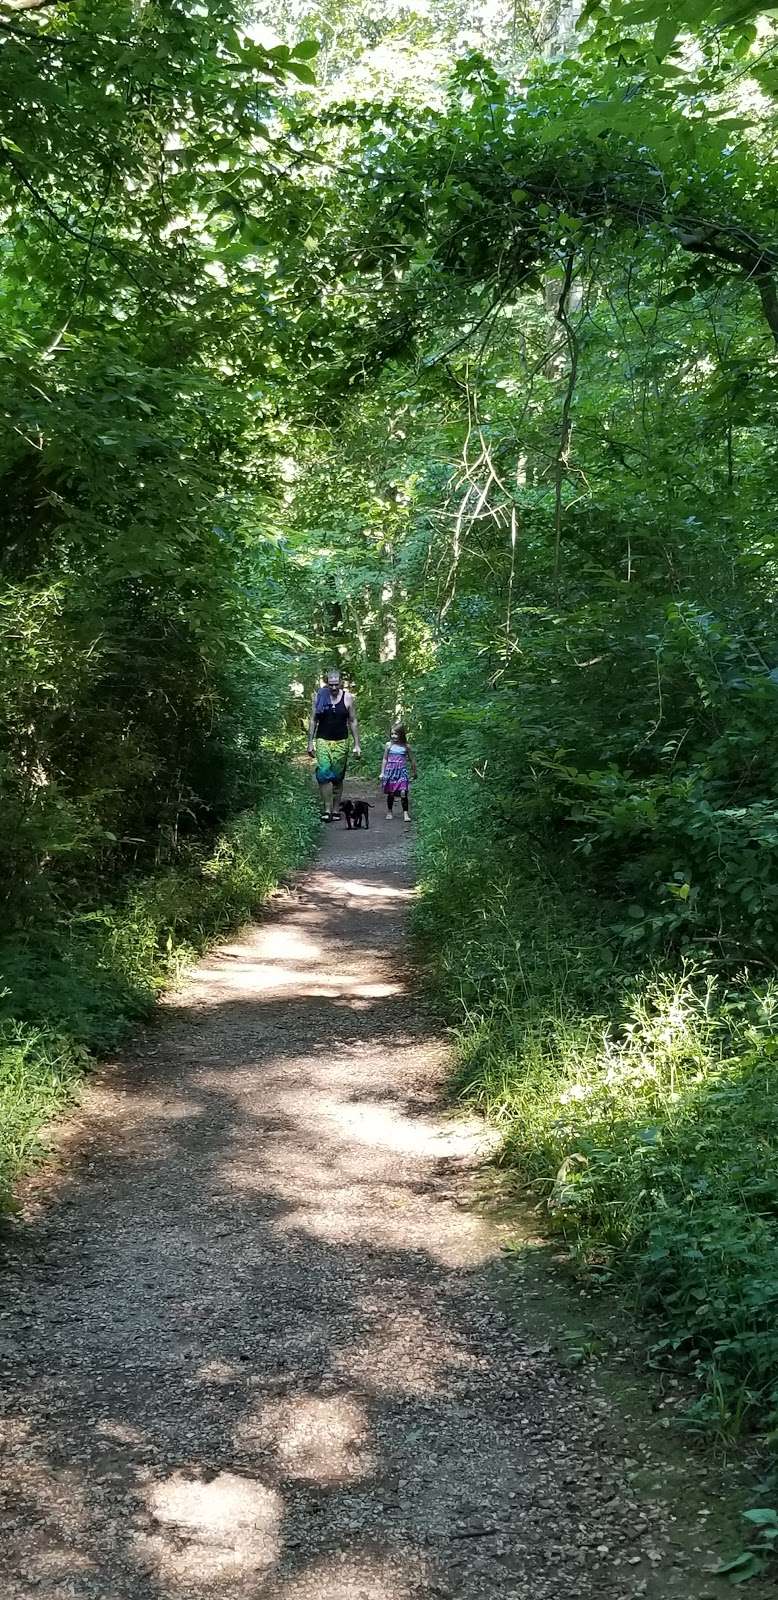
[757,276,778,345]
[553,252,580,588]
[0,149,183,305]
[498,170,778,345]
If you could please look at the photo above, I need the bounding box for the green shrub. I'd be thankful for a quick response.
[0,1023,87,1212]
[414,759,778,1443]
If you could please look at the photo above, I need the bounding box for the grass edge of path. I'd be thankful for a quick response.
[0,769,319,1214]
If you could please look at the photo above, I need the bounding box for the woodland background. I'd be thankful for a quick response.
[1,0,777,1472]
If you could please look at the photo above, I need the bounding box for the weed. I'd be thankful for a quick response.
[716,1508,778,1585]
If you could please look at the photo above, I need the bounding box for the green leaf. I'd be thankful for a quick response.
[290,38,320,59]
[284,60,317,84]
[653,16,678,58]
[715,0,772,25]
[742,1509,778,1528]
[715,1551,766,1581]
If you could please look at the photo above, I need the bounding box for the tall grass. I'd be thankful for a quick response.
[0,769,318,1212]
[414,760,778,1443]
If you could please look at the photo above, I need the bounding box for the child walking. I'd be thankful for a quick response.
[380,722,417,822]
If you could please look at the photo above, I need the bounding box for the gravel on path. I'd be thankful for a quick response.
[0,800,733,1599]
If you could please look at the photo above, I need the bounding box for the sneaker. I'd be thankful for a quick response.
[386,811,393,821]
[403,813,411,823]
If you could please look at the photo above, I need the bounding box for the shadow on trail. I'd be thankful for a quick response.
[0,819,665,1600]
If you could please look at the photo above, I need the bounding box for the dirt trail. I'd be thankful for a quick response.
[0,804,733,1599]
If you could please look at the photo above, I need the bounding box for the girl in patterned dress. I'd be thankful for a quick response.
[379,722,417,822]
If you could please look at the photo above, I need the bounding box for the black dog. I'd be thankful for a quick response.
[341,799,370,830]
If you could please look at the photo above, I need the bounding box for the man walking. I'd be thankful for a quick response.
[307,669,361,820]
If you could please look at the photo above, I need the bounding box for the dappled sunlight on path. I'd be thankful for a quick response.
[0,801,714,1599]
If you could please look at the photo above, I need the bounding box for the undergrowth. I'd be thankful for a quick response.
[414,759,778,1447]
[0,767,318,1213]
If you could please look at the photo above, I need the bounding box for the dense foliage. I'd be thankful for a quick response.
[0,0,320,917]
[0,0,322,1198]
[2,0,778,1460]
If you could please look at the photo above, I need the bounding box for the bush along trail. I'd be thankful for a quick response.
[412,764,778,1452]
[1,0,778,1590]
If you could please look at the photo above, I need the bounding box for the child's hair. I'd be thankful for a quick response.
[391,722,408,746]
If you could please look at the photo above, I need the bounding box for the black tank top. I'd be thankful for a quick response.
[316,692,349,740]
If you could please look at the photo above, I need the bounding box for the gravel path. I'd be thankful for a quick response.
[0,803,731,1599]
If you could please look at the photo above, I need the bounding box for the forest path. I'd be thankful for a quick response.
[0,798,730,1600]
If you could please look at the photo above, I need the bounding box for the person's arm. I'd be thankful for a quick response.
[307,693,318,756]
[407,744,418,779]
[347,694,361,756]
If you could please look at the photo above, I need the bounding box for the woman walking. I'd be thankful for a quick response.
[307,669,361,820]
[380,722,417,822]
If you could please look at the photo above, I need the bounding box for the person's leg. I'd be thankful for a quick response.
[331,740,348,818]
[315,737,344,818]
[401,789,410,822]
[385,793,395,820]
[313,740,329,818]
